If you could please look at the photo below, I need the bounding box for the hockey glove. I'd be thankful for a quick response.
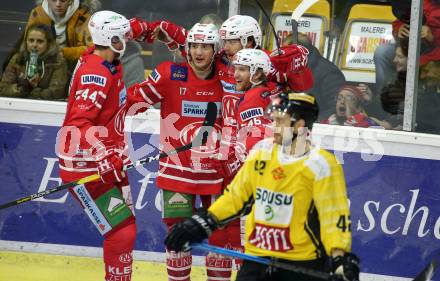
[270,44,309,73]
[129,18,160,43]
[210,149,243,186]
[331,253,360,281]
[156,21,187,50]
[165,208,218,252]
[97,151,125,184]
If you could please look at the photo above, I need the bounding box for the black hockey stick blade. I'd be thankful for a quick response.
[191,101,218,147]
[413,257,438,281]
[0,102,218,210]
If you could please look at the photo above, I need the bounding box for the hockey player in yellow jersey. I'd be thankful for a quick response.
[165,92,360,281]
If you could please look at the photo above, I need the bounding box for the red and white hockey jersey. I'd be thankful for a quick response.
[236,83,282,152]
[127,61,224,195]
[215,50,313,144]
[57,49,128,182]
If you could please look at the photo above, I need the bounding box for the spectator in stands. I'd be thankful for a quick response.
[120,41,145,87]
[26,0,100,69]
[285,33,346,121]
[200,13,223,29]
[0,24,68,100]
[416,56,440,133]
[374,0,440,95]
[322,85,382,127]
[380,43,408,130]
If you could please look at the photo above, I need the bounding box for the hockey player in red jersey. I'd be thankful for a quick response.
[129,15,314,279]
[56,11,136,281]
[214,48,283,185]
[130,15,313,130]
[126,23,228,281]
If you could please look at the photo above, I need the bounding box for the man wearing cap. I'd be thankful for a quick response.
[322,85,379,127]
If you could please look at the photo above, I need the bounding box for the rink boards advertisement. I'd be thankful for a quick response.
[0,99,439,281]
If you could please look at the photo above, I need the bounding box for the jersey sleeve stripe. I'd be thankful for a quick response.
[304,201,326,258]
[98,92,107,99]
[147,83,163,100]
[304,152,331,181]
[139,87,154,104]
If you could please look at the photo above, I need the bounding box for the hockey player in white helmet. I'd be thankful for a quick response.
[128,15,313,280]
[126,23,226,281]
[219,15,263,59]
[210,48,283,231]
[57,11,136,281]
[88,10,131,59]
[185,23,220,74]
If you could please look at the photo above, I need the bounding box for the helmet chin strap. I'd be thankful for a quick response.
[249,70,263,86]
[110,38,126,58]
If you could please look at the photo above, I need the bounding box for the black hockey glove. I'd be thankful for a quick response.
[164,208,218,252]
[330,253,360,281]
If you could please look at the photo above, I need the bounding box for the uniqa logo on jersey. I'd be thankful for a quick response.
[179,121,221,154]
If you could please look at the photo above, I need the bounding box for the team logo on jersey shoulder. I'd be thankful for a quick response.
[81,74,107,87]
[149,69,161,83]
[240,107,264,122]
[170,65,188,81]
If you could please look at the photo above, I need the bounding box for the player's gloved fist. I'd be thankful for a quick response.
[97,151,125,184]
[129,18,160,43]
[210,149,243,184]
[270,44,309,73]
[330,253,360,281]
[165,208,218,252]
[157,21,187,50]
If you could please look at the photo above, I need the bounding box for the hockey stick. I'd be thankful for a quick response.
[291,0,320,44]
[193,243,438,281]
[0,102,218,210]
[254,0,281,51]
[192,242,330,280]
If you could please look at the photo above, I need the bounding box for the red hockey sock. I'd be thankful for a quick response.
[103,223,137,281]
[206,252,233,281]
[166,250,192,281]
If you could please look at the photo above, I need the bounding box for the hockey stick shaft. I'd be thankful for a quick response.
[191,243,330,280]
[291,0,320,44]
[254,0,281,51]
[0,102,218,210]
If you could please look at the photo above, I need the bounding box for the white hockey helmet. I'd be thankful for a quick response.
[185,23,220,61]
[219,15,262,49]
[233,48,271,84]
[88,10,131,57]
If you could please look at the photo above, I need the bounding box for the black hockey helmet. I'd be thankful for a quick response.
[267,92,319,130]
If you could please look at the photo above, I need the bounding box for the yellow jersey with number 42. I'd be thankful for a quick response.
[209,139,352,261]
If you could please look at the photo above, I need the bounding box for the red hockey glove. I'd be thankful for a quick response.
[157,21,187,50]
[129,18,160,43]
[97,151,125,184]
[210,149,243,185]
[270,44,309,73]
[285,68,314,92]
